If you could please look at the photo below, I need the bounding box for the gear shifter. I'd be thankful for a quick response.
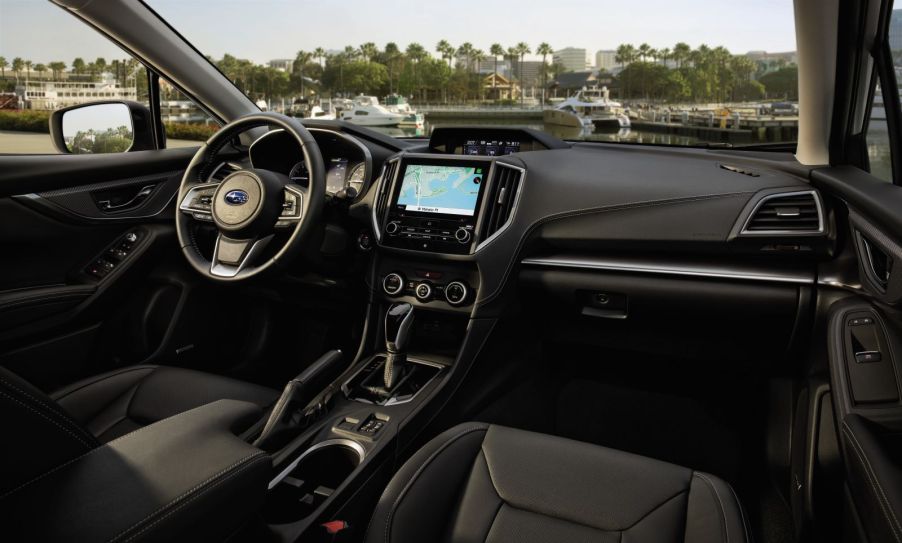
[383,303,415,389]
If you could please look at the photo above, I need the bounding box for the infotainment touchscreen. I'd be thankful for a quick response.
[395,163,485,216]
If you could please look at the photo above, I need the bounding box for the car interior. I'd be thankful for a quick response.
[1,0,901,542]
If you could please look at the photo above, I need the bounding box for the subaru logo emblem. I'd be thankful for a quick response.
[224,190,249,206]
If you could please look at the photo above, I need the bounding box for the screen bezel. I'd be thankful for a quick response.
[390,157,491,220]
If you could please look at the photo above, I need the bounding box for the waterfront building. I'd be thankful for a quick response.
[268,59,294,72]
[553,48,589,73]
[514,60,544,87]
[483,73,519,100]
[745,50,798,76]
[477,59,512,78]
[15,74,136,110]
[595,50,618,72]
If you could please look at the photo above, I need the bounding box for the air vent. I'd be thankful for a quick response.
[374,159,399,233]
[207,162,240,182]
[479,163,523,243]
[742,191,823,234]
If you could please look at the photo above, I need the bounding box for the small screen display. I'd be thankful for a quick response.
[396,163,484,216]
[463,139,520,156]
[326,157,348,193]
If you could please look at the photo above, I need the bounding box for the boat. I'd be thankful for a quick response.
[340,95,405,126]
[383,94,425,127]
[544,86,630,131]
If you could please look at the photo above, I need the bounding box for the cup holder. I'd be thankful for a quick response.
[265,439,365,524]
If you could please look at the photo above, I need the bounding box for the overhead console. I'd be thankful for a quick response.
[427,126,567,156]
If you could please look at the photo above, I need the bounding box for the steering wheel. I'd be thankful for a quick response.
[176,112,325,281]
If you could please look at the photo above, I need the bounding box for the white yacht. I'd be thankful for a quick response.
[340,96,404,127]
[544,86,630,130]
[383,95,425,127]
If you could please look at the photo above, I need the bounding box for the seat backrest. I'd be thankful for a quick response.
[0,366,98,497]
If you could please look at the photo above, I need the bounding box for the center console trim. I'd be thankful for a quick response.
[268,438,366,490]
[341,354,445,407]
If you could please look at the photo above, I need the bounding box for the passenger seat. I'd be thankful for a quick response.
[366,423,750,543]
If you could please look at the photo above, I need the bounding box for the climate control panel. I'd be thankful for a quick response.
[382,271,471,306]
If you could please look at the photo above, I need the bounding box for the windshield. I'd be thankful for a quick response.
[150,0,800,148]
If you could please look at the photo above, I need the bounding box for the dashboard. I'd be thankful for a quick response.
[249,128,370,197]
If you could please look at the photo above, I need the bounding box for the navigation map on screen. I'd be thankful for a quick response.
[397,164,483,216]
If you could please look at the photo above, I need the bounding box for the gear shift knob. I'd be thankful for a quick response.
[385,303,415,354]
[384,303,414,388]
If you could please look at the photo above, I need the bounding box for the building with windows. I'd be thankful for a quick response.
[268,59,294,72]
[595,50,618,72]
[16,74,137,110]
[890,9,902,53]
[553,48,588,73]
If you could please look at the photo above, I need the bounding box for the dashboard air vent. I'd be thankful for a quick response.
[374,159,399,232]
[479,163,523,243]
[743,191,823,234]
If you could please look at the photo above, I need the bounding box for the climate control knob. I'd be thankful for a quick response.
[385,221,401,235]
[455,227,471,244]
[382,272,404,296]
[414,282,433,301]
[444,281,469,306]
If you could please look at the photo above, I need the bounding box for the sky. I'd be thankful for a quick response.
[1,0,799,66]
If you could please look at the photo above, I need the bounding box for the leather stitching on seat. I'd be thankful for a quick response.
[0,388,95,450]
[0,405,224,501]
[694,473,729,543]
[0,376,96,447]
[725,479,751,543]
[842,422,902,542]
[111,452,269,543]
[51,366,155,402]
[383,425,489,543]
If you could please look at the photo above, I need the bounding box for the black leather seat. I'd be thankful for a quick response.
[367,423,750,543]
[47,364,278,442]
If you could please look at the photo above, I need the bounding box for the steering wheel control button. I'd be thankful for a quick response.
[385,221,401,235]
[455,227,472,244]
[415,282,433,301]
[444,281,469,306]
[383,273,405,296]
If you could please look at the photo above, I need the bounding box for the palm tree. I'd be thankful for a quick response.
[360,42,378,63]
[294,50,313,95]
[615,44,635,98]
[12,57,24,84]
[458,42,474,72]
[436,40,454,68]
[24,60,33,81]
[34,63,47,79]
[0,57,7,79]
[72,57,85,75]
[638,43,651,63]
[49,61,66,80]
[515,42,530,106]
[472,49,486,99]
[536,42,553,105]
[313,47,326,68]
[94,57,107,76]
[659,47,671,67]
[489,43,504,95]
[672,42,691,68]
[384,42,401,94]
[405,43,427,101]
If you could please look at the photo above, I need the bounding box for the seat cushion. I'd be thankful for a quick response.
[366,423,751,543]
[51,365,279,442]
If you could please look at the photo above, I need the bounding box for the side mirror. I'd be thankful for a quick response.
[49,101,157,154]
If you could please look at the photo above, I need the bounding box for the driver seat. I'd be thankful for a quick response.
[0,364,278,494]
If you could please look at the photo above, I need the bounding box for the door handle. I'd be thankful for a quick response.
[98,184,155,212]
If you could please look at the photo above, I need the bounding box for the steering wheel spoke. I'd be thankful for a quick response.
[210,233,274,278]
[178,182,218,222]
[275,184,306,229]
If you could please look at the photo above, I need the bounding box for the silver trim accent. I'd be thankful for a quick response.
[382,272,404,296]
[268,438,365,490]
[414,281,433,301]
[178,181,219,218]
[444,281,469,305]
[371,158,401,241]
[521,255,815,284]
[342,355,444,406]
[475,162,525,252]
[739,190,825,236]
[210,234,273,278]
